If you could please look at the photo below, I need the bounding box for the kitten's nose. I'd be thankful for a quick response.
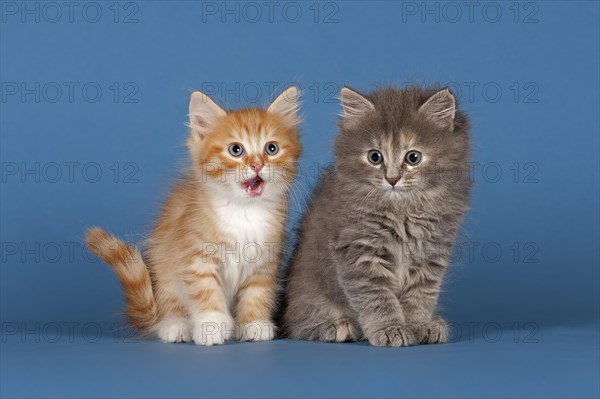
[250,163,263,174]
[386,176,400,187]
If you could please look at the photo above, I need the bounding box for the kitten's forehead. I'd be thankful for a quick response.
[368,89,419,122]
[365,87,447,130]
[358,87,452,149]
[219,108,292,147]
[395,130,418,151]
[227,109,268,138]
[229,118,268,148]
[368,127,418,150]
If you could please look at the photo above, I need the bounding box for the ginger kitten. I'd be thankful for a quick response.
[86,86,301,346]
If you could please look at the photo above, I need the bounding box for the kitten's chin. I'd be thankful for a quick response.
[384,186,409,200]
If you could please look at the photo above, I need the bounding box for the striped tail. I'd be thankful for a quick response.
[85,227,157,331]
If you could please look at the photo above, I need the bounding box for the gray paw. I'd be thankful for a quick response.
[308,319,357,342]
[369,325,417,347]
[412,318,448,344]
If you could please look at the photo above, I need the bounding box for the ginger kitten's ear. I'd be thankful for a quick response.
[339,86,375,120]
[268,85,300,126]
[188,91,226,140]
[419,88,456,130]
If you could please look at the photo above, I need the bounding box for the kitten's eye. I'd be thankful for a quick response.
[368,150,383,165]
[405,150,422,165]
[228,143,244,157]
[265,142,279,156]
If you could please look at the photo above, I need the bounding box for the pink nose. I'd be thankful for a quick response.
[250,163,263,173]
[386,176,400,187]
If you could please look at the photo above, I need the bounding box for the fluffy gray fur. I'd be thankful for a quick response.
[282,86,471,346]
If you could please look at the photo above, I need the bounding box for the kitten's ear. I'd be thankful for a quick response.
[188,91,226,139]
[419,89,456,130]
[339,87,375,120]
[268,85,300,126]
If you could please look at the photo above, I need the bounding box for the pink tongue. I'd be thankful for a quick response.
[243,176,264,196]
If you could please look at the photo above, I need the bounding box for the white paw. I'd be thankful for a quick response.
[155,317,191,343]
[192,312,235,346]
[237,321,276,342]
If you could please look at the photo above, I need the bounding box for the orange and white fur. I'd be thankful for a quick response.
[85,86,301,346]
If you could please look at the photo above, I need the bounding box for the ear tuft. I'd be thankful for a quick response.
[419,88,456,130]
[188,91,226,140]
[339,87,375,120]
[268,85,300,126]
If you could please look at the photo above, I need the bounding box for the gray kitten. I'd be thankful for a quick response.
[282,86,471,346]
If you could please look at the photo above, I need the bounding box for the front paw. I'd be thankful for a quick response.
[192,312,235,346]
[155,317,191,343]
[412,318,448,344]
[307,319,358,342]
[237,321,276,342]
[368,325,417,347]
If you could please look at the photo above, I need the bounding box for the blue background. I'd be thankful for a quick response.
[1,1,598,398]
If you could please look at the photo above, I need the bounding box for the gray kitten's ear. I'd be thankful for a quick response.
[188,91,226,139]
[339,87,375,120]
[419,89,456,130]
[268,85,301,126]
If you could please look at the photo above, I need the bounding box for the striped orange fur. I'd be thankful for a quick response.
[85,86,301,345]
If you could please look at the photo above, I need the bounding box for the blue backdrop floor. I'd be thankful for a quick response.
[2,324,598,398]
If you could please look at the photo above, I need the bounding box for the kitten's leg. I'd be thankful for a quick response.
[336,240,417,347]
[401,265,447,344]
[234,268,277,341]
[182,256,234,346]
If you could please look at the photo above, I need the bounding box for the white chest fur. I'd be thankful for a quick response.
[211,199,277,306]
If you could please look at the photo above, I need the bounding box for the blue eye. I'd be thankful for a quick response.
[368,150,383,165]
[228,143,244,157]
[265,142,279,156]
[405,150,422,165]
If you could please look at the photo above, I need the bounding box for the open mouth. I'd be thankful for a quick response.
[241,175,265,197]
